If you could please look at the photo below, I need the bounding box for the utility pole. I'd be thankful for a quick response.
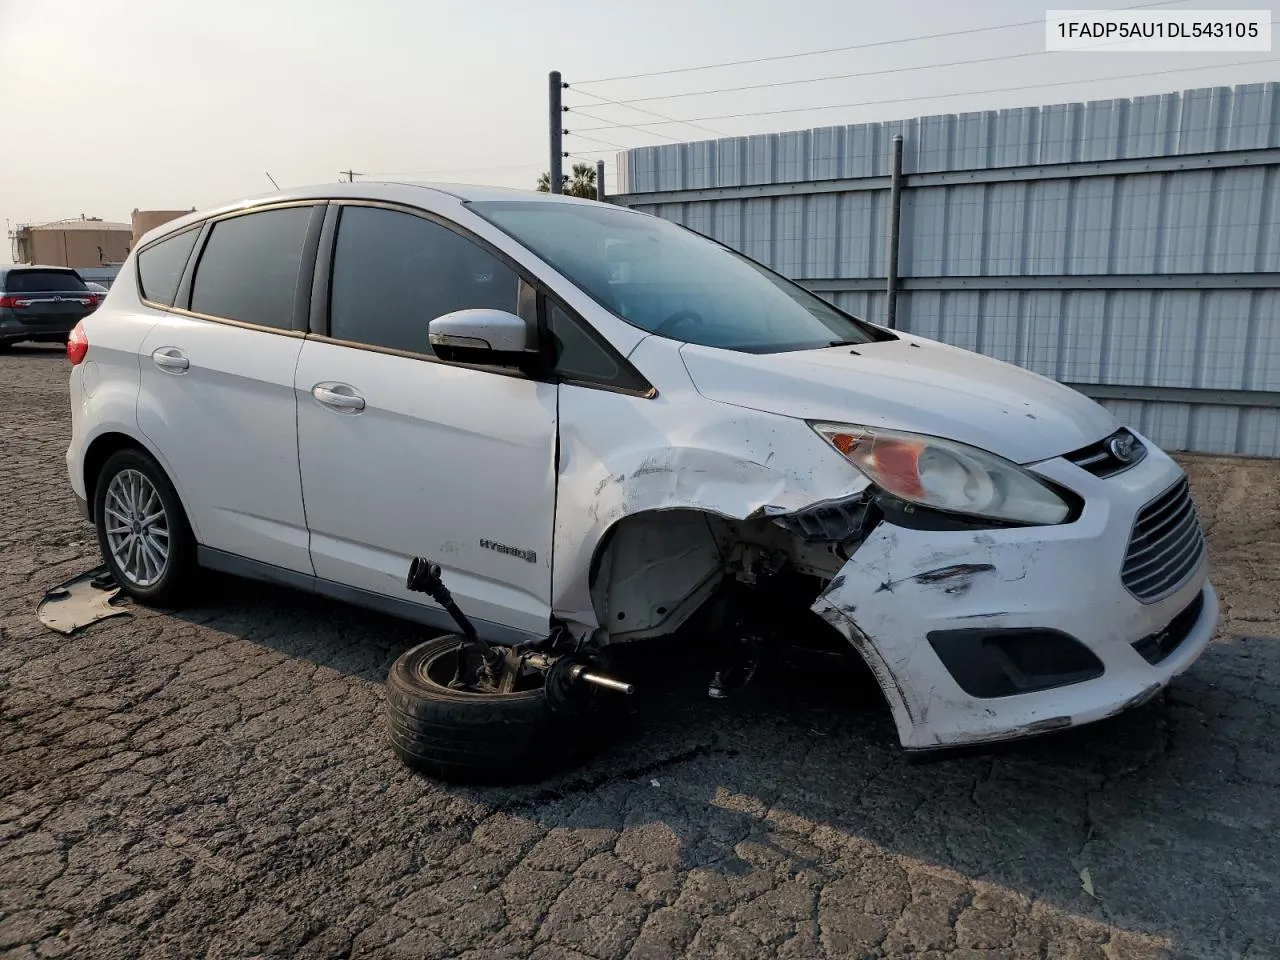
[596,160,606,203]
[549,71,564,194]
[339,169,363,183]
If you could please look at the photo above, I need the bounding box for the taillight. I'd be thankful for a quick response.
[67,322,89,365]
[0,295,18,308]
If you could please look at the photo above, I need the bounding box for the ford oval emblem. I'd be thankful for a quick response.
[1108,433,1136,463]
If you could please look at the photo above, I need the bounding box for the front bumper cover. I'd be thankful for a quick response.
[810,439,1218,750]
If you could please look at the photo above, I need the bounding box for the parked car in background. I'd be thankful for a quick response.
[85,281,110,295]
[0,266,102,350]
[62,182,1218,782]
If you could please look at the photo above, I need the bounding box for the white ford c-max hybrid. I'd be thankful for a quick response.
[65,182,1216,780]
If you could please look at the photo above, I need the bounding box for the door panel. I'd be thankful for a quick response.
[134,204,320,574]
[137,316,311,571]
[295,340,557,637]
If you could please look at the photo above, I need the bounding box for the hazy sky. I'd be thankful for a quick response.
[2,0,1277,262]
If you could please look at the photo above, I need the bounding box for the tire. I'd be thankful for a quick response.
[386,636,622,783]
[93,447,195,608]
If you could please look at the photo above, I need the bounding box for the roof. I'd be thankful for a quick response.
[23,219,131,232]
[133,181,599,249]
[1,264,83,273]
[0,264,83,278]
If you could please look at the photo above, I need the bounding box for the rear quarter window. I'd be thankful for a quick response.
[4,270,88,293]
[137,227,201,307]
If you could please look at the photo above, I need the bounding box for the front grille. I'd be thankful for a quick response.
[1065,428,1148,477]
[1121,478,1206,603]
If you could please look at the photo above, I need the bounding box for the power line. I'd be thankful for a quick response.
[364,162,545,178]
[602,13,1212,106]
[574,0,1188,85]
[599,48,1047,106]
[562,129,627,150]
[566,107,687,143]
[572,56,1280,132]
[568,87,724,138]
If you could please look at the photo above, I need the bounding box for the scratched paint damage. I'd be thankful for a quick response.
[812,455,1219,750]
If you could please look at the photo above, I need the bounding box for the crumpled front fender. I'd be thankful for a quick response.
[551,357,869,630]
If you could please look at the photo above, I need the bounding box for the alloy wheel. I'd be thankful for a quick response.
[103,468,170,587]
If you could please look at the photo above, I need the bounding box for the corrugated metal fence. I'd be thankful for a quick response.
[613,83,1280,457]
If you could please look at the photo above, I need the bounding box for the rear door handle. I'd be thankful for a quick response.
[312,382,366,413]
[151,347,189,374]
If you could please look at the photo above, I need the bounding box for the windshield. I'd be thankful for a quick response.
[470,201,889,353]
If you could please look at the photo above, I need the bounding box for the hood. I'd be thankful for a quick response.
[679,335,1118,464]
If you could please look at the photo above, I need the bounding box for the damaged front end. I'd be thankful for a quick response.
[572,456,1217,755]
[551,375,1217,753]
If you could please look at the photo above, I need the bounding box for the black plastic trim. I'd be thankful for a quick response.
[309,204,339,336]
[171,221,212,311]
[291,206,327,334]
[1132,589,1206,665]
[928,627,1105,698]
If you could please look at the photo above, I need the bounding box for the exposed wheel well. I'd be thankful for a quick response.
[585,506,852,643]
[584,506,880,702]
[587,508,729,642]
[82,433,148,522]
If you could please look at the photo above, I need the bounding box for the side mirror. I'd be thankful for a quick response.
[428,309,535,368]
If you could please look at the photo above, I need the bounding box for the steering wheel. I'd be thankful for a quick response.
[653,309,705,337]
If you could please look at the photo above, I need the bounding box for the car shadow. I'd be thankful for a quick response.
[3,342,68,355]
[170,570,1275,957]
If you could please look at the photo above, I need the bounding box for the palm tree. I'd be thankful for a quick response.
[537,163,596,199]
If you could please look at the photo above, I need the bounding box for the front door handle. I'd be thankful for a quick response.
[312,382,366,413]
[151,347,189,374]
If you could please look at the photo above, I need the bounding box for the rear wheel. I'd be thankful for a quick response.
[385,635,622,783]
[93,448,195,607]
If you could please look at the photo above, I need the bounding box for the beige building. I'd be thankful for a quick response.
[11,218,132,268]
[9,208,194,274]
[132,208,195,247]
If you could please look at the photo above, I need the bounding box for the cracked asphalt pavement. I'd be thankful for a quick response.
[2,343,1279,959]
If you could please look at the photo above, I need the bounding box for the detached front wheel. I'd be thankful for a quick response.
[385,635,622,783]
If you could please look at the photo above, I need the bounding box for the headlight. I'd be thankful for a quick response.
[810,423,1072,525]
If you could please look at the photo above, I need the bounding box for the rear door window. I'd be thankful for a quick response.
[328,205,519,355]
[137,227,200,306]
[4,270,88,293]
[190,207,314,329]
